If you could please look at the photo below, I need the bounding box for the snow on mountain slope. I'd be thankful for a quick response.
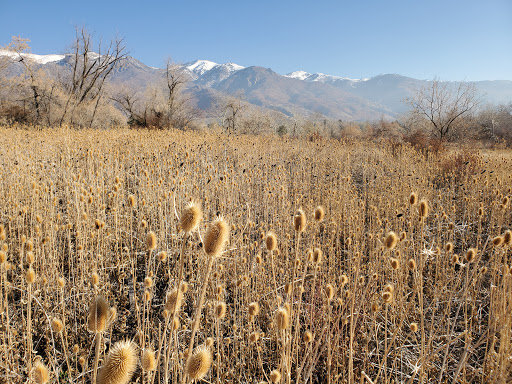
[0,50,65,64]
[185,60,218,75]
[285,70,311,80]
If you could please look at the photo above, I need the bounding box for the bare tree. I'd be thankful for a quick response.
[406,78,481,141]
[59,27,127,127]
[223,95,245,134]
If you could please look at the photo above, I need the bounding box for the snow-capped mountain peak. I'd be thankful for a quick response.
[185,60,218,75]
[285,70,311,80]
[0,49,65,64]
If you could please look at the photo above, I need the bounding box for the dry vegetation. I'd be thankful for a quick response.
[0,126,511,384]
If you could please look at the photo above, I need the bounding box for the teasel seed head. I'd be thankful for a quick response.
[276,307,290,330]
[146,231,157,251]
[88,295,109,333]
[294,209,306,232]
[91,272,100,286]
[466,248,477,263]
[164,288,183,313]
[265,231,277,251]
[384,231,398,250]
[128,195,136,208]
[303,330,313,343]
[314,206,325,222]
[493,236,504,246]
[157,251,167,262]
[248,302,260,317]
[325,284,335,301]
[390,258,400,270]
[270,369,282,383]
[26,267,36,284]
[313,248,323,264]
[382,291,393,304]
[141,348,156,372]
[410,323,418,332]
[97,340,137,384]
[179,201,202,233]
[51,318,64,333]
[419,199,429,218]
[204,217,229,258]
[445,242,453,253]
[215,302,227,319]
[409,192,418,205]
[186,345,212,381]
[407,259,417,270]
[33,361,50,384]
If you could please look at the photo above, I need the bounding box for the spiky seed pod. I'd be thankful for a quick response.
[466,248,477,263]
[294,209,306,232]
[26,267,36,284]
[0,251,6,264]
[371,302,379,313]
[57,277,66,288]
[215,302,227,319]
[186,345,212,380]
[146,231,157,251]
[276,307,290,330]
[88,296,109,333]
[172,317,180,331]
[452,254,459,265]
[407,259,417,270]
[206,337,214,347]
[26,239,34,252]
[141,348,156,371]
[410,323,418,332]
[204,218,229,258]
[419,200,429,218]
[33,361,49,384]
[313,248,323,264]
[445,242,454,252]
[390,258,400,270]
[91,272,100,286]
[409,192,418,205]
[382,291,393,304]
[384,231,398,250]
[265,232,277,251]
[325,284,335,301]
[249,332,260,343]
[384,284,394,294]
[72,345,79,354]
[157,251,167,262]
[270,369,282,383]
[180,282,189,293]
[26,251,35,265]
[180,202,202,233]
[164,288,183,312]
[128,195,136,208]
[97,340,137,384]
[144,277,153,288]
[303,331,313,343]
[51,318,64,333]
[504,230,512,245]
[248,302,260,317]
[493,236,504,246]
[314,206,325,222]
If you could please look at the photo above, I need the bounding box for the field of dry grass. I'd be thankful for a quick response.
[0,127,511,384]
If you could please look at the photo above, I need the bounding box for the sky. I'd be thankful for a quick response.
[1,0,511,81]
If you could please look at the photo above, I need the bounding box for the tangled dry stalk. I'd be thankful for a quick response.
[0,127,511,383]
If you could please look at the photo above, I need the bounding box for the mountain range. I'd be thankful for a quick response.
[1,50,511,121]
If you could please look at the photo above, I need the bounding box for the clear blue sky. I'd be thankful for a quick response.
[1,0,511,81]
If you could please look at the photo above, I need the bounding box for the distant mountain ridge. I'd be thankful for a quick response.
[1,50,511,121]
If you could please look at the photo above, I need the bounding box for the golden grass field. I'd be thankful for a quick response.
[0,127,511,384]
